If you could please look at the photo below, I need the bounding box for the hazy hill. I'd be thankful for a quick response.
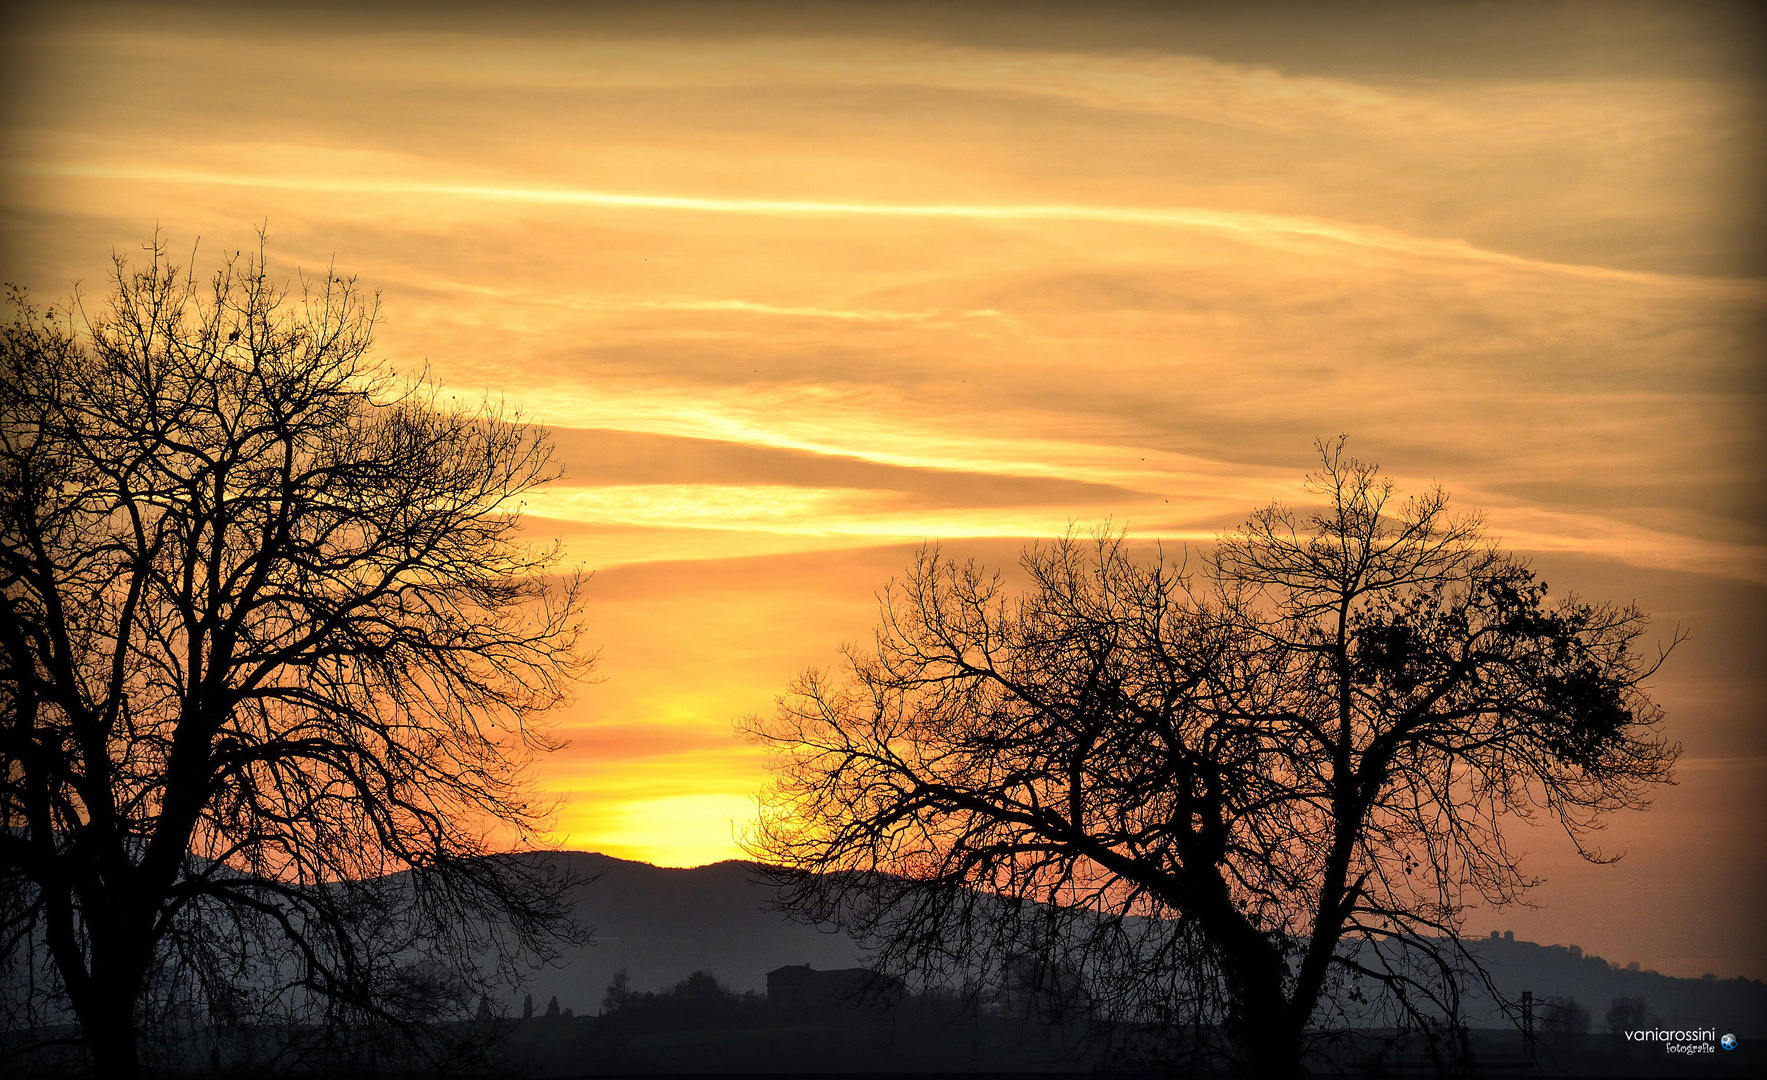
[516,852,863,1014]
[1459,934,1767,1037]
[519,852,1767,1038]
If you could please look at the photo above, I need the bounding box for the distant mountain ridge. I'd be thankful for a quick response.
[517,852,862,1014]
[1457,934,1766,1037]
[521,852,1766,1037]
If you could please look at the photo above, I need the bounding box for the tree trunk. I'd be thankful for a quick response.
[1180,863,1308,1079]
[78,983,144,1080]
[1223,984,1307,1080]
[1213,927,1307,1079]
[69,911,151,1080]
[1240,1032,1306,1080]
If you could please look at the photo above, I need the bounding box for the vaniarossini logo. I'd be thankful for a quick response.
[1624,1027,1722,1054]
[1720,1033,1737,1050]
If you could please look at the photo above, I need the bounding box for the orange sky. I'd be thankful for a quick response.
[2,1,1762,980]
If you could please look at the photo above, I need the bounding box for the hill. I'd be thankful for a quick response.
[521,852,1767,1040]
[515,852,863,1015]
[1460,933,1766,1037]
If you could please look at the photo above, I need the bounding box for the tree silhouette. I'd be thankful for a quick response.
[0,238,591,1077]
[1542,996,1592,1057]
[1605,994,1648,1056]
[746,442,1677,1079]
[1604,993,1647,1035]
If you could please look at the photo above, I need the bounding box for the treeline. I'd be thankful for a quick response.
[597,969,768,1031]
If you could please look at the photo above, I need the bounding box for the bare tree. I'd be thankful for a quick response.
[745,441,1676,1079]
[0,238,591,1077]
[1542,996,1591,1057]
[1604,994,1648,1058]
[1604,993,1647,1035]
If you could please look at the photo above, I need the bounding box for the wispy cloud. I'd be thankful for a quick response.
[18,161,1753,291]
[419,278,1006,324]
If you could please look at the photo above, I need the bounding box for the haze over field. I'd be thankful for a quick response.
[2,1,1761,982]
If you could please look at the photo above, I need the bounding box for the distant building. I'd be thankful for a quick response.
[765,964,903,1013]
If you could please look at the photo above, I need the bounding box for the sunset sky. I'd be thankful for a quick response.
[2,1,1762,981]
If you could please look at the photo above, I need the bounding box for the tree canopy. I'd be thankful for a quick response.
[746,442,1676,1079]
[0,239,591,1077]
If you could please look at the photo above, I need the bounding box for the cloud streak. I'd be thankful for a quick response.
[17,161,1754,291]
